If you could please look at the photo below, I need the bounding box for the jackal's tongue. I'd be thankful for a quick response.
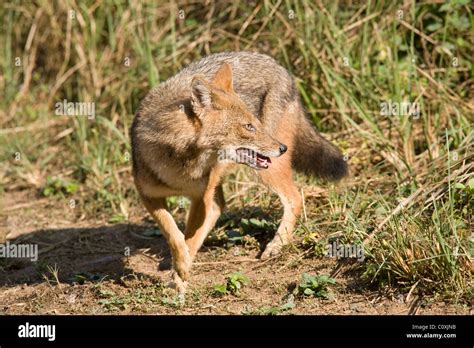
[257,154,271,167]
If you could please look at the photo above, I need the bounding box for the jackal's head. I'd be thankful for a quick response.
[190,63,286,170]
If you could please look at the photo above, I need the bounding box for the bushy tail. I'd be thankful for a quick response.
[292,114,348,181]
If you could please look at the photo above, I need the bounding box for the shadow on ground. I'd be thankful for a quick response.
[0,223,172,287]
[0,207,279,288]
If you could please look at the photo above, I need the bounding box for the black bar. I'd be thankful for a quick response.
[0,315,471,347]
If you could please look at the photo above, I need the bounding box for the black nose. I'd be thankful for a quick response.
[279,144,287,154]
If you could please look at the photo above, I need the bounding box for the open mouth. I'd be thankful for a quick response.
[235,148,271,169]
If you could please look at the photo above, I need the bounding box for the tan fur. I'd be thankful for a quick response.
[130,52,348,293]
[184,164,227,259]
[258,105,301,258]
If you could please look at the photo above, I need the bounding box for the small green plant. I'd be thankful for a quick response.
[213,272,250,296]
[213,283,228,296]
[42,176,79,197]
[293,273,336,299]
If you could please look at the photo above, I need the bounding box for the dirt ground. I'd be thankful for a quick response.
[0,189,471,315]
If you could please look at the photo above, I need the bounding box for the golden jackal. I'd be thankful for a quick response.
[131,51,347,292]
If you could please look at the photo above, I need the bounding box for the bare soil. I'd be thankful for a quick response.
[0,189,471,315]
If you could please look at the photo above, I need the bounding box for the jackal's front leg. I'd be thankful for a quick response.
[258,159,301,259]
[140,196,191,293]
[184,165,227,259]
[185,185,225,259]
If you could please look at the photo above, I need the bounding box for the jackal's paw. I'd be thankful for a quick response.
[169,271,188,295]
[173,250,192,281]
[261,238,285,260]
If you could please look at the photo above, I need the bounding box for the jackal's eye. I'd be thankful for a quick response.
[244,123,256,132]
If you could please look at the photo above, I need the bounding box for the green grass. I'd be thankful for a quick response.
[0,0,472,300]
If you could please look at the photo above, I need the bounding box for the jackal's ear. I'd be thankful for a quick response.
[212,63,234,92]
[191,76,212,114]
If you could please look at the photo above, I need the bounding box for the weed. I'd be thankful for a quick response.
[293,273,337,300]
[42,176,79,197]
[213,272,250,296]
